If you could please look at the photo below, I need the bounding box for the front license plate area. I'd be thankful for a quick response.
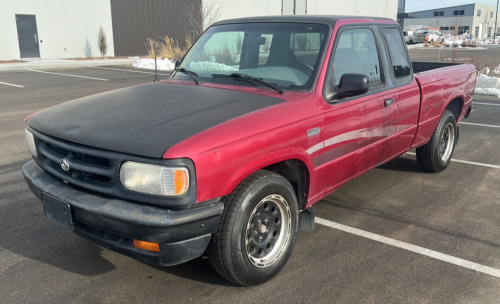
[41,194,74,231]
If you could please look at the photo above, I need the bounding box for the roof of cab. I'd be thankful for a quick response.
[212,15,394,27]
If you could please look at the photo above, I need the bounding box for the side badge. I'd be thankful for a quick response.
[307,127,321,137]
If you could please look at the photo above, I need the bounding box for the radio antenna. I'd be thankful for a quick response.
[152,0,159,82]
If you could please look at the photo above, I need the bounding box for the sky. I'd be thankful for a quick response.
[405,0,500,13]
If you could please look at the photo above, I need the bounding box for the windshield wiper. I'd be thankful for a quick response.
[175,68,201,85]
[212,73,285,94]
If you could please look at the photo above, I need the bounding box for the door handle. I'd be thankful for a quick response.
[34,34,37,43]
[384,99,394,107]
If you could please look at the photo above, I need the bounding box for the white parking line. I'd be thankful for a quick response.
[473,102,500,106]
[460,122,500,128]
[0,81,24,88]
[405,152,500,169]
[89,66,171,76]
[315,217,500,278]
[25,69,108,81]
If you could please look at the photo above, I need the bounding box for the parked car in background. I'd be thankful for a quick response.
[404,30,426,44]
[424,29,444,43]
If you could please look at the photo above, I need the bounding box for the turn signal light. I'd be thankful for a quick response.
[133,240,160,252]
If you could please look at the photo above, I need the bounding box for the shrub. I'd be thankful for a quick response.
[444,43,451,47]
[461,41,469,47]
[234,34,243,53]
[296,34,308,51]
[213,45,236,66]
[146,34,194,61]
[452,43,459,48]
[97,26,107,56]
[424,42,430,47]
[432,41,442,47]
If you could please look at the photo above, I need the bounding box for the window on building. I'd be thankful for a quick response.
[454,10,459,15]
[460,10,464,15]
[475,27,480,37]
[434,11,439,16]
[488,27,493,37]
[434,11,444,16]
[450,26,456,30]
[382,28,410,78]
[477,10,481,17]
[458,26,470,35]
[490,11,494,18]
[439,11,444,16]
[440,26,450,31]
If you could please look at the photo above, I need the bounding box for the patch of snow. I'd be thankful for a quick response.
[475,72,500,98]
[132,58,175,71]
[188,61,237,72]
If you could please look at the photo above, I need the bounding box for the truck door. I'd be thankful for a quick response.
[379,26,420,158]
[317,26,393,189]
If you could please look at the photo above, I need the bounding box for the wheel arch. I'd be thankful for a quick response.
[444,96,464,121]
[263,159,310,211]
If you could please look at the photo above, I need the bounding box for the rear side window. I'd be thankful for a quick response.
[382,28,411,78]
[333,28,382,86]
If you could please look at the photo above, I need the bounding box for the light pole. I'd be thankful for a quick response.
[494,0,499,43]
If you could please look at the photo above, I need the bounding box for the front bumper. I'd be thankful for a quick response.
[22,160,223,266]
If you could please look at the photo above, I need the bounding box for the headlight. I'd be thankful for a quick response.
[119,161,189,196]
[25,128,38,157]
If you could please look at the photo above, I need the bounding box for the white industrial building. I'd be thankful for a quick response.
[404,3,499,38]
[0,0,115,60]
[1,0,399,61]
[219,0,398,21]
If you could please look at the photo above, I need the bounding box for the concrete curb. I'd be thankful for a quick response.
[0,58,138,71]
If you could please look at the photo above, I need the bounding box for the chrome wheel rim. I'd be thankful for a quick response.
[245,194,291,268]
[438,122,455,162]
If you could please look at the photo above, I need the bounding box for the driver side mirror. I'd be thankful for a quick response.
[326,73,370,101]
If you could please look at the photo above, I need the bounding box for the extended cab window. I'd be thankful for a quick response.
[332,28,382,86]
[383,28,411,78]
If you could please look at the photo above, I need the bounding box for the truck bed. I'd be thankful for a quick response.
[411,62,477,148]
[412,61,462,74]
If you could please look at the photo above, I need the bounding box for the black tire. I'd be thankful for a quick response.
[416,110,457,173]
[207,170,299,286]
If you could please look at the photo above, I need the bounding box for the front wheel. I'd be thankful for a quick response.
[207,170,299,286]
[416,110,457,172]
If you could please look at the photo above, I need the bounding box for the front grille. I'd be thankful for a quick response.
[34,130,118,194]
[28,127,197,208]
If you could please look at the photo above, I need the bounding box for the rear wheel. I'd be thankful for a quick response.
[207,170,299,286]
[416,110,457,172]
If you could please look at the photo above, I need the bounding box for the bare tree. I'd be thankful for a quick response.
[185,0,223,38]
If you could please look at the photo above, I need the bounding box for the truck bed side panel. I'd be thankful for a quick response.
[411,64,476,148]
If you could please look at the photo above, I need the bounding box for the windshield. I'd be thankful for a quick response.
[171,22,330,91]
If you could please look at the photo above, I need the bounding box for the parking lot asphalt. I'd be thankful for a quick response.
[1,64,500,304]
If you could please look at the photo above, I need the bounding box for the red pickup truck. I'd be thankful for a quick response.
[23,15,476,286]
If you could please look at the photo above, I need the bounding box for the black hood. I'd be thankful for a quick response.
[27,82,285,158]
